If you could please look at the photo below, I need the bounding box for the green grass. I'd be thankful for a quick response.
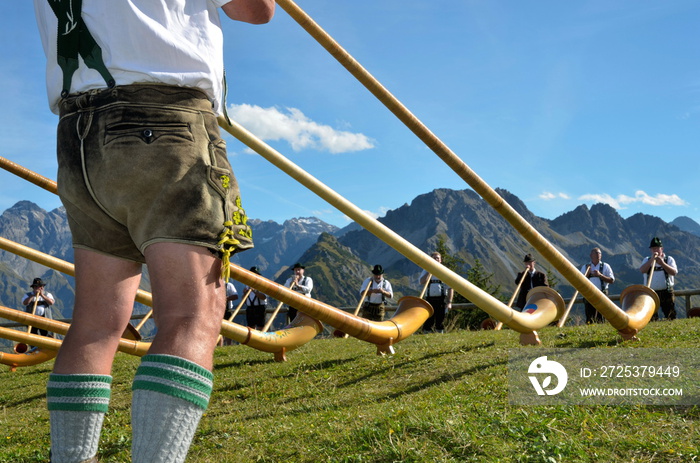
[1,319,699,462]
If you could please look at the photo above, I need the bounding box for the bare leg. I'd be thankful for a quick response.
[144,242,225,369]
[53,248,143,375]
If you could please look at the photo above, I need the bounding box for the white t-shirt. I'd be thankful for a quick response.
[33,0,230,114]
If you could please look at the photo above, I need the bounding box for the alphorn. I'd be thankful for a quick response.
[0,159,432,355]
[0,238,321,361]
[217,117,564,342]
[0,224,428,357]
[494,270,528,331]
[0,305,322,363]
[274,0,655,340]
[557,266,590,327]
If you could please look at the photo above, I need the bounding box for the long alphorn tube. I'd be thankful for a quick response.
[0,307,150,356]
[354,280,373,317]
[27,294,41,330]
[218,117,560,334]
[0,227,423,357]
[557,266,590,327]
[133,310,152,332]
[494,270,528,330]
[0,304,323,363]
[645,257,657,288]
[274,0,652,339]
[418,274,431,299]
[0,163,431,353]
[229,288,253,322]
[333,278,373,338]
[262,280,295,332]
[557,291,581,328]
[0,156,58,194]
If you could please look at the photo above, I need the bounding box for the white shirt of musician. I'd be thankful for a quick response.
[642,255,677,291]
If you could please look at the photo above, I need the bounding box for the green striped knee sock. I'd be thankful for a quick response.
[131,354,213,463]
[47,374,112,463]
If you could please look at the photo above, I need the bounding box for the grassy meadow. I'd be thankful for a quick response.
[0,318,699,463]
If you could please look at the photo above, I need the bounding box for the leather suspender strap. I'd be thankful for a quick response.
[47,0,115,97]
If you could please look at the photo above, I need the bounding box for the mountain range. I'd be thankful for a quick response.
[2,189,700,325]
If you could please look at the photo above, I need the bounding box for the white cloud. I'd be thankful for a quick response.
[539,191,570,200]
[578,190,687,209]
[228,104,374,154]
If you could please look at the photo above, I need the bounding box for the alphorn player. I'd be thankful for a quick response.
[514,254,548,311]
[419,252,453,333]
[359,264,393,322]
[244,266,269,331]
[639,237,678,320]
[580,247,615,324]
[33,1,275,462]
[22,277,55,337]
[284,262,313,324]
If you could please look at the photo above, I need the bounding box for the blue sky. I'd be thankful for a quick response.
[1,1,698,230]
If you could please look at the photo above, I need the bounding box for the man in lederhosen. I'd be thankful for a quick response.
[359,265,393,322]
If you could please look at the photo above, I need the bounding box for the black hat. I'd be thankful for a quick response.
[523,254,535,263]
[249,266,261,275]
[292,262,305,270]
[649,237,663,248]
[30,278,45,288]
[371,264,384,275]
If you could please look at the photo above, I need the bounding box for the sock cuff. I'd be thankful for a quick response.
[47,374,112,412]
[132,354,213,410]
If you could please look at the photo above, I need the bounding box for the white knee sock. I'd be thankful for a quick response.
[131,354,213,463]
[47,374,111,463]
